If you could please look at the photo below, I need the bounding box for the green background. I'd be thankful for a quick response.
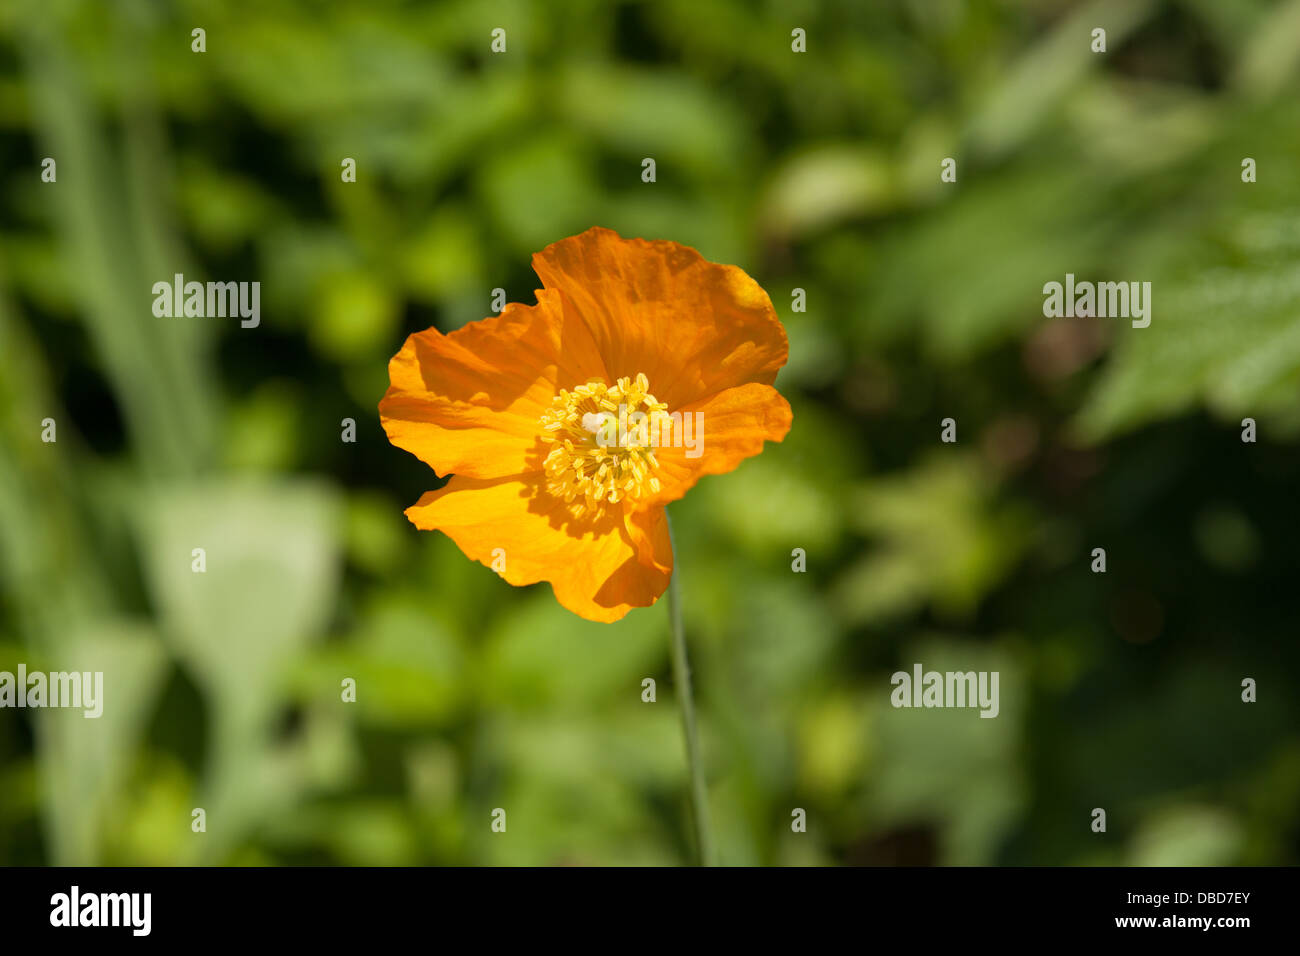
[1,0,1298,865]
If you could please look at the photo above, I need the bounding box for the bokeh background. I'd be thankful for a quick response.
[2,0,1299,866]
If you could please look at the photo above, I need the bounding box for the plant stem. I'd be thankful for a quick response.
[665,512,715,866]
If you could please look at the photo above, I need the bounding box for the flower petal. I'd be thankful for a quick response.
[532,227,788,410]
[405,474,671,622]
[624,505,673,578]
[379,290,606,479]
[633,382,792,510]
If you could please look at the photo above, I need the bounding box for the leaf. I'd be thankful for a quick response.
[135,478,342,860]
[479,592,664,712]
[35,620,169,865]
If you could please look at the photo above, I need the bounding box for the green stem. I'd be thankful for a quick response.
[665,512,715,866]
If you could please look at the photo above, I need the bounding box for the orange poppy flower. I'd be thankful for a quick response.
[379,227,792,622]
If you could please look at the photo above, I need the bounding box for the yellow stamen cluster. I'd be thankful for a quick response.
[539,372,668,519]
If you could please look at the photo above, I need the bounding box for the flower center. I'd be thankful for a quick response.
[538,372,667,518]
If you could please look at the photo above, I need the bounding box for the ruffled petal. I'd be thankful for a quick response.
[379,290,606,479]
[633,382,792,510]
[531,227,788,410]
[405,474,671,622]
[624,505,674,578]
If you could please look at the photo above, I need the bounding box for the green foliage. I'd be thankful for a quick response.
[1,0,1297,866]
